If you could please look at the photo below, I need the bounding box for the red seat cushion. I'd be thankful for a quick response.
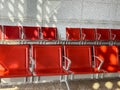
[81,28,96,40]
[111,29,120,41]
[42,27,57,40]
[0,45,32,77]
[4,26,22,40]
[64,45,97,74]
[32,45,68,76]
[66,28,81,40]
[23,26,40,40]
[96,28,110,40]
[35,69,68,76]
[94,46,120,73]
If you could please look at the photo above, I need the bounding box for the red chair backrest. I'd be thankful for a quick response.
[81,28,96,40]
[96,28,110,40]
[42,27,57,40]
[111,29,120,41]
[66,28,81,40]
[0,45,31,77]
[64,45,92,72]
[32,45,64,76]
[94,46,119,72]
[23,26,40,40]
[3,26,22,40]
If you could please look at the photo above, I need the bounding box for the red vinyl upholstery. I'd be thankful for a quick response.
[32,45,68,76]
[96,29,110,41]
[94,46,120,72]
[64,45,97,74]
[0,26,2,39]
[111,29,120,41]
[0,45,32,77]
[66,28,81,40]
[3,26,22,40]
[42,27,57,40]
[81,28,96,40]
[23,26,40,40]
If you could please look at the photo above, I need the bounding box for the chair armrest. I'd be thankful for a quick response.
[40,32,43,39]
[82,33,86,40]
[30,57,35,72]
[111,34,116,40]
[94,56,104,70]
[63,56,71,70]
[66,34,70,40]
[96,33,101,40]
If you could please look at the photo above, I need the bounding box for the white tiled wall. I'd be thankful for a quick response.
[0,0,120,39]
[0,0,120,26]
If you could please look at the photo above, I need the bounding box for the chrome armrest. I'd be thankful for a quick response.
[94,56,104,70]
[111,34,116,40]
[97,33,101,40]
[40,32,43,39]
[66,34,70,40]
[30,57,35,72]
[82,33,86,40]
[63,56,71,70]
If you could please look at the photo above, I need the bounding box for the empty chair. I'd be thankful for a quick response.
[32,45,70,90]
[66,27,81,40]
[111,29,120,41]
[94,45,120,72]
[81,28,96,40]
[64,45,103,76]
[3,26,22,40]
[96,28,111,41]
[41,27,58,40]
[32,45,69,76]
[0,45,32,77]
[23,26,40,40]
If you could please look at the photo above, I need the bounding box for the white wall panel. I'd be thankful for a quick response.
[115,5,120,21]
[43,0,82,20]
[84,0,114,3]
[82,2,110,20]
[0,0,120,27]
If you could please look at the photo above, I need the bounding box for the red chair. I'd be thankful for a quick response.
[23,26,40,40]
[32,45,70,90]
[42,27,58,40]
[0,26,2,39]
[94,45,120,72]
[0,45,32,77]
[66,28,81,40]
[64,45,103,75]
[111,29,120,41]
[3,26,22,40]
[81,28,96,40]
[96,28,110,41]
[32,45,69,76]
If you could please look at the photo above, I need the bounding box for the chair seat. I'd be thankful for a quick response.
[0,70,32,78]
[34,69,69,76]
[70,67,97,74]
[102,65,120,72]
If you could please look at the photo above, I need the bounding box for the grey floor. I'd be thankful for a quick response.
[0,77,120,90]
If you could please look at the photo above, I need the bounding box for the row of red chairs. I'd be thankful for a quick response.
[66,28,120,41]
[0,26,57,40]
[0,25,120,41]
[0,45,119,78]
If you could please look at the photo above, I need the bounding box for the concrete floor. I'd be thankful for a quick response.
[1,77,120,90]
